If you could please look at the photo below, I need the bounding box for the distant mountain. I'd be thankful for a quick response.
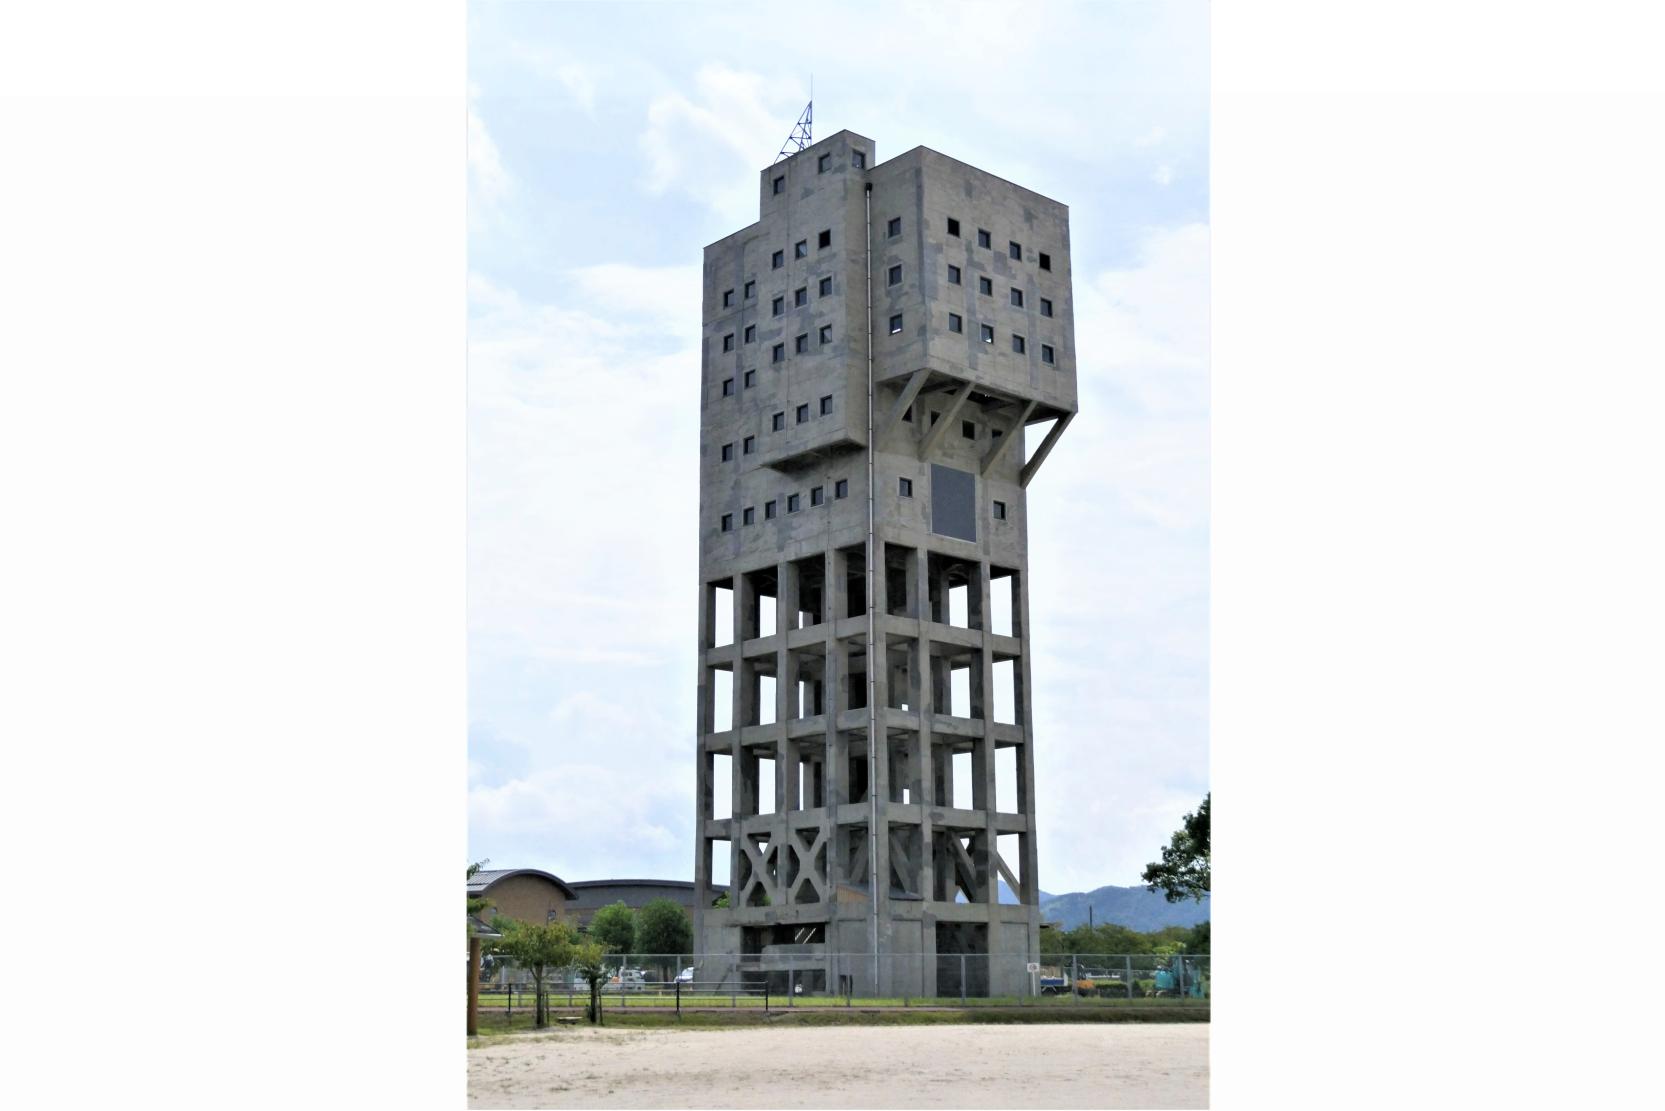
[1039,885,1210,931]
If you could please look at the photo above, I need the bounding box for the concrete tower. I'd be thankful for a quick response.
[692,130,1076,997]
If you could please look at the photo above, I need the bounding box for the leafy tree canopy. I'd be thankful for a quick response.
[588,901,636,956]
[1141,793,1210,903]
[635,898,692,956]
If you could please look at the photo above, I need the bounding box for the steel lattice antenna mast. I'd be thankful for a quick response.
[774,88,812,163]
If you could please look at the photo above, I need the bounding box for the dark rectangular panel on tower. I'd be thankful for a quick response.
[930,464,977,542]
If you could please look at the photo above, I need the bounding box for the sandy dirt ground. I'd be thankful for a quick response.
[468,1022,1208,1109]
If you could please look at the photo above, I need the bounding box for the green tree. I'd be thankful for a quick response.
[1142,793,1210,903]
[588,901,636,958]
[1187,920,1211,954]
[493,918,576,1028]
[467,859,492,919]
[635,898,693,979]
[573,939,610,1025]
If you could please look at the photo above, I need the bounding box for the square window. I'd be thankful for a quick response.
[1039,253,1051,270]
[723,289,734,307]
[980,324,994,344]
[722,333,734,352]
[977,229,991,249]
[818,153,831,172]
[978,276,992,295]
[947,217,960,236]
[1041,344,1055,365]
[811,486,824,506]
[795,286,807,307]
[743,435,756,454]
[819,324,832,345]
[818,229,831,249]
[772,296,784,316]
[898,477,913,498]
[852,151,865,169]
[773,175,784,195]
[744,280,756,298]
[795,333,809,354]
[888,264,902,286]
[772,343,784,363]
[744,368,757,387]
[721,442,734,461]
[947,264,961,285]
[889,313,903,334]
[765,499,778,519]
[796,403,810,423]
[1040,297,1053,318]
[1010,288,1024,307]
[743,506,755,526]
[948,312,962,333]
[772,250,784,269]
[1009,241,1022,260]
[961,420,976,440]
[993,500,1006,520]
[887,216,902,237]
[819,394,832,415]
[819,276,833,296]
[721,513,734,532]
[795,240,807,259]
[772,411,785,431]
[835,478,849,499]
[787,493,801,513]
[1012,334,1026,354]
[745,325,757,343]
[722,377,735,395]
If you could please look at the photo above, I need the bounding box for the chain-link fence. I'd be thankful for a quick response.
[478,952,1209,1013]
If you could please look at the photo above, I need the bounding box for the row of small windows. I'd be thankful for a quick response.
[770,149,865,195]
[757,227,836,273]
[944,266,1055,316]
[882,214,1054,271]
[714,395,837,457]
[944,217,1053,270]
[720,478,852,532]
[885,311,1056,363]
[722,275,835,319]
[720,323,839,380]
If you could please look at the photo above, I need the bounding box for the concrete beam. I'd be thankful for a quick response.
[918,388,971,460]
[879,368,931,442]
[980,400,1036,476]
[1018,412,1074,488]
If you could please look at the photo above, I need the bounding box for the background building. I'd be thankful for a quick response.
[466,867,575,925]
[565,878,697,929]
[692,129,1076,996]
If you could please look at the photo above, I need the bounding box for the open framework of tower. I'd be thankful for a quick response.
[692,130,1076,997]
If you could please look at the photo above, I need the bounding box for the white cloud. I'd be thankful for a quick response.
[1135,125,1168,148]
[467,107,510,208]
[639,65,803,221]
[1025,223,1211,893]
[556,63,598,116]
[1152,164,1175,187]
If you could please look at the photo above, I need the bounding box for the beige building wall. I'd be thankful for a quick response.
[483,874,568,926]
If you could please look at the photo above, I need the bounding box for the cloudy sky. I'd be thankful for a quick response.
[467,0,1209,896]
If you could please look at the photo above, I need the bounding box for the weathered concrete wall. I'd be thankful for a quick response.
[694,130,1075,996]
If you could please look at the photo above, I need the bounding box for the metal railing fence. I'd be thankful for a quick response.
[477,952,1209,1013]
